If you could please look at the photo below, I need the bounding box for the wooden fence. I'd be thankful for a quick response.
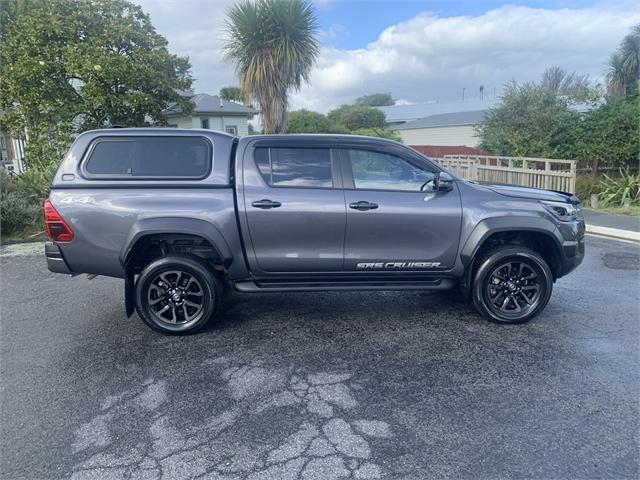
[434,155,577,193]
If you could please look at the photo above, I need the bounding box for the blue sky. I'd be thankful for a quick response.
[314,0,609,49]
[137,0,639,110]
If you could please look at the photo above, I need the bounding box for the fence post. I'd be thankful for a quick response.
[570,161,576,194]
[469,163,478,182]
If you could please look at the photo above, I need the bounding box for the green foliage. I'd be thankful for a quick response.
[477,83,582,158]
[1,0,193,170]
[598,168,640,207]
[327,105,386,131]
[607,24,639,98]
[571,96,640,168]
[219,86,243,103]
[0,169,40,237]
[224,0,319,133]
[355,93,395,107]
[287,109,332,133]
[540,66,591,97]
[16,163,57,202]
[351,128,402,142]
[285,109,398,139]
[575,175,601,201]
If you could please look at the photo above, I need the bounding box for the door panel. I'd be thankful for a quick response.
[243,146,345,273]
[341,149,462,272]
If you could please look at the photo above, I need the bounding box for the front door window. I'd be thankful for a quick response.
[347,149,435,192]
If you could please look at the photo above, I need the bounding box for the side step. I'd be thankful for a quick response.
[233,277,457,293]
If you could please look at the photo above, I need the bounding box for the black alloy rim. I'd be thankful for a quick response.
[484,260,542,318]
[146,270,205,326]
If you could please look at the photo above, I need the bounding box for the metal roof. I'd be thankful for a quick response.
[377,99,499,123]
[393,110,487,130]
[164,93,255,116]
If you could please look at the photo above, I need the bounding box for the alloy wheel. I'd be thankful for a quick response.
[484,260,542,319]
[146,270,205,327]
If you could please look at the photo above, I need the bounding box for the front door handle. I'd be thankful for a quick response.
[252,199,282,209]
[349,201,378,211]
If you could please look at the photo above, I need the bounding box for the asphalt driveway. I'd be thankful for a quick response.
[1,236,638,479]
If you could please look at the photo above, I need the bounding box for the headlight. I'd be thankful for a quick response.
[541,201,579,222]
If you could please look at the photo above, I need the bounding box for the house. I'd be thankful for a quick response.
[391,110,488,157]
[1,131,25,174]
[377,99,499,127]
[163,92,255,136]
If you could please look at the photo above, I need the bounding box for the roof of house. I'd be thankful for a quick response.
[164,93,255,116]
[393,110,487,130]
[377,99,498,124]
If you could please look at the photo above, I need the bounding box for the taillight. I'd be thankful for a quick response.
[44,199,74,242]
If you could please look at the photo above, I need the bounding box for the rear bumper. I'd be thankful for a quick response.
[45,242,73,275]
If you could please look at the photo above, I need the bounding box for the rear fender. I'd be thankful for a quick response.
[120,217,234,269]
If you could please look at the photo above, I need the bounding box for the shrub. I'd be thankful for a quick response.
[1,170,40,237]
[575,175,600,201]
[598,168,640,207]
[351,128,402,142]
[15,164,56,202]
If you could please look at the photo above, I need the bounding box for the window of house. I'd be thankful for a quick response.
[254,147,332,188]
[346,149,435,192]
[201,118,210,129]
[85,137,211,178]
[225,125,238,135]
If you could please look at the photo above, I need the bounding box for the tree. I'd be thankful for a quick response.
[571,97,639,174]
[286,109,332,133]
[477,82,581,158]
[219,86,243,103]
[0,0,192,170]
[355,93,395,107]
[327,105,386,131]
[607,24,640,97]
[223,0,319,134]
[351,128,402,142]
[541,66,591,97]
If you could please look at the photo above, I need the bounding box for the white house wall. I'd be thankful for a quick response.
[167,115,249,136]
[397,125,479,147]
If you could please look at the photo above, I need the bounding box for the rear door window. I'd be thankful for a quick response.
[85,136,211,178]
[254,147,333,188]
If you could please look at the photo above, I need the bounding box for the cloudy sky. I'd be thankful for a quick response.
[136,0,639,112]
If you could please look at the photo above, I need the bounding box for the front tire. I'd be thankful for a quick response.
[134,255,222,334]
[472,246,553,324]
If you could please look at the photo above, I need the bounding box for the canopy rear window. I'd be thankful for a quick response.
[84,136,211,178]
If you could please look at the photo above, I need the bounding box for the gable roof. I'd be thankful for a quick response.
[164,93,255,116]
[393,110,487,130]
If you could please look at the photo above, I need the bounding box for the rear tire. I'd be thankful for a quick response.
[134,255,222,334]
[472,246,553,324]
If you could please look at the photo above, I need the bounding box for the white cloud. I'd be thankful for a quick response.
[291,5,640,111]
[136,1,639,112]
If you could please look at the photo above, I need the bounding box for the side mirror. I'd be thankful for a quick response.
[435,172,454,192]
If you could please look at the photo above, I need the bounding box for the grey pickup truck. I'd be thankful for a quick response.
[45,128,585,334]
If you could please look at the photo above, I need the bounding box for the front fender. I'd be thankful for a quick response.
[459,216,562,267]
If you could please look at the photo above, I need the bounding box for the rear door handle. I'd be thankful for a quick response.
[349,201,378,211]
[252,199,282,209]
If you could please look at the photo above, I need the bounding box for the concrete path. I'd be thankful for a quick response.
[583,208,640,242]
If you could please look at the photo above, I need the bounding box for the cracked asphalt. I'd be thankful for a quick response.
[1,235,638,479]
